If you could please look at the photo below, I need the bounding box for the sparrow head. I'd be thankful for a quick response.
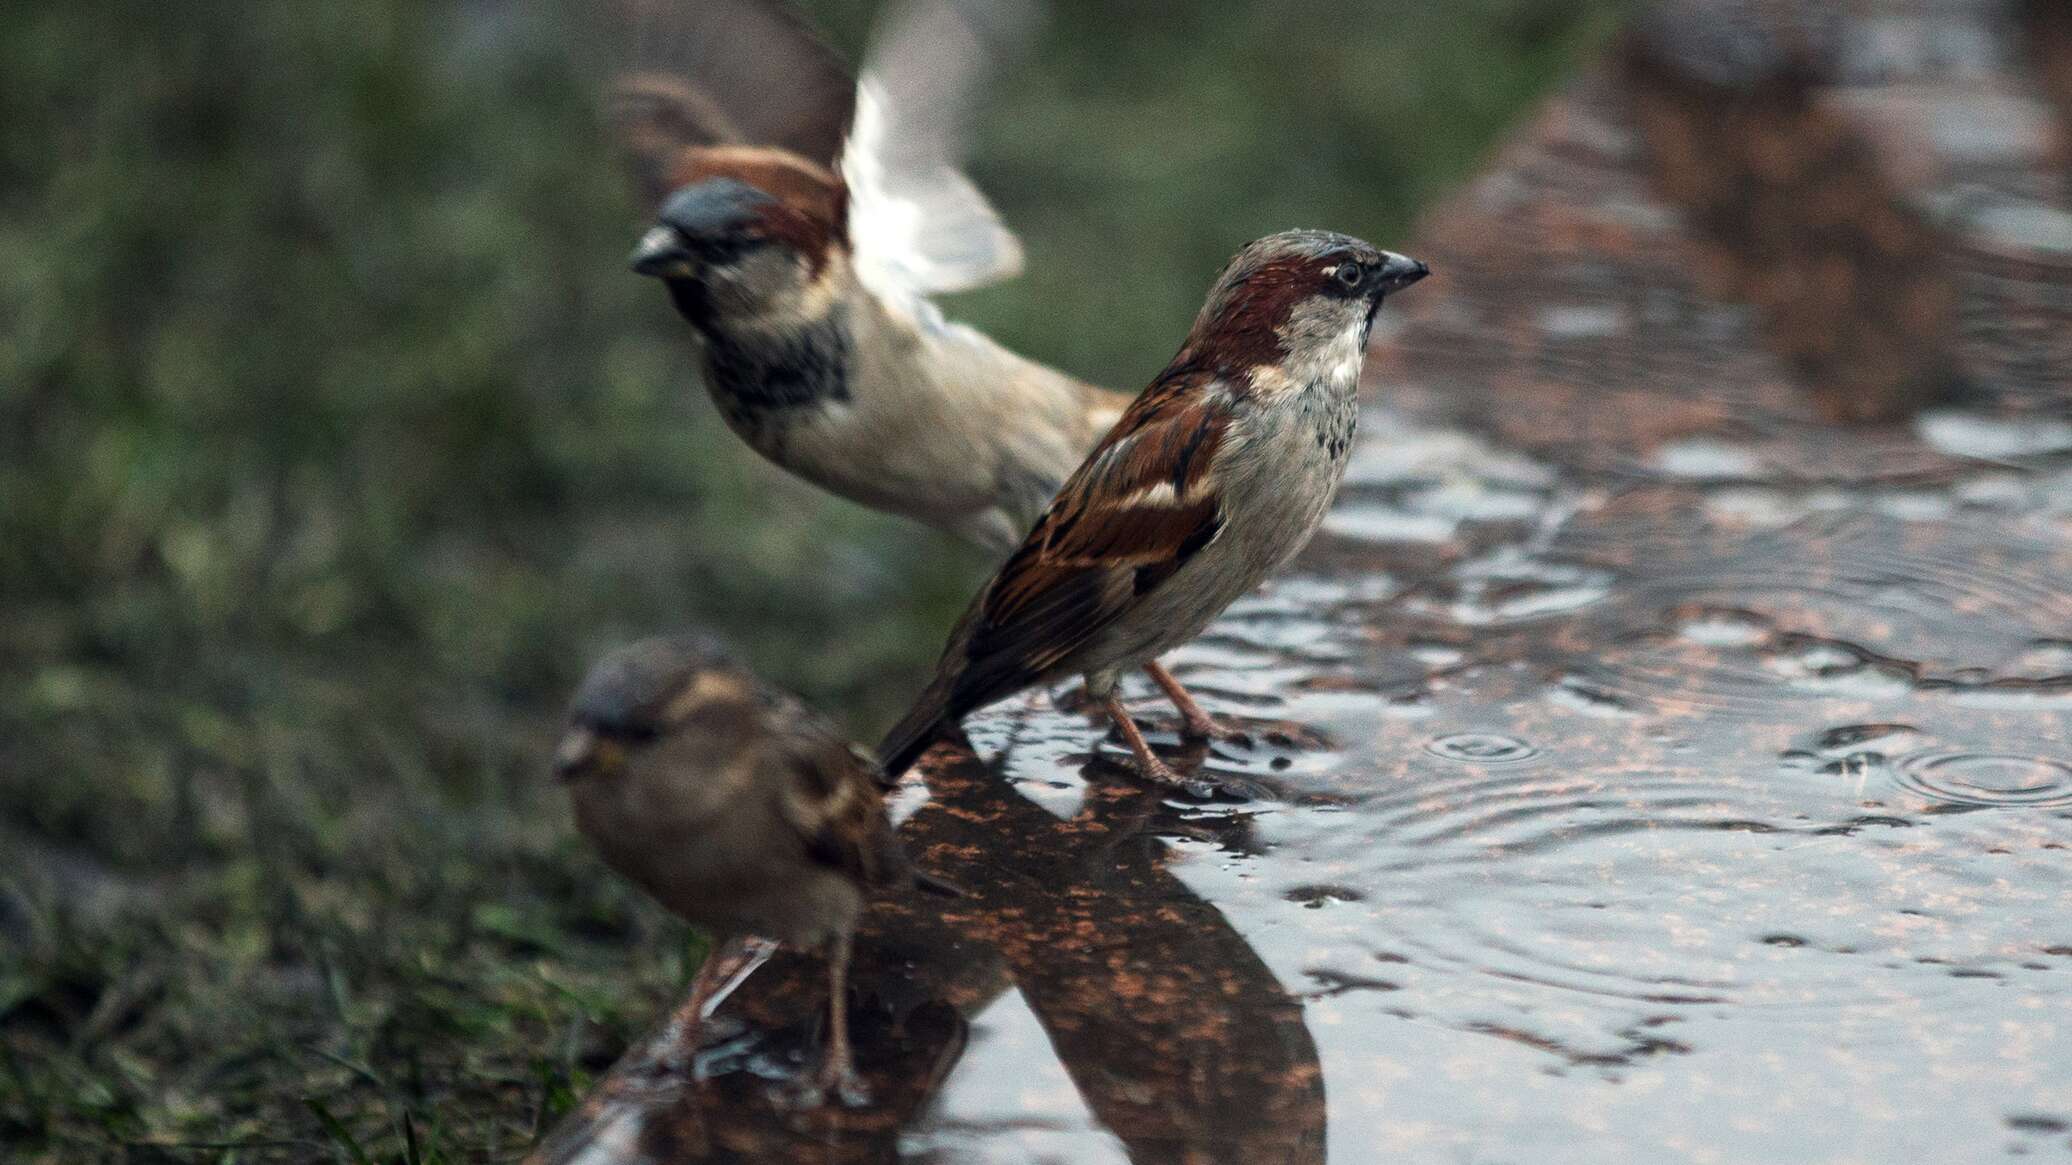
[554,634,746,783]
[1177,229,1428,380]
[628,149,847,319]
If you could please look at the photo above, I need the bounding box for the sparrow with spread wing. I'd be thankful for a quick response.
[591,0,1127,553]
[586,3,1395,749]
[554,634,908,1100]
[877,231,1428,787]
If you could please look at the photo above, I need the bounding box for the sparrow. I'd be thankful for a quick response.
[593,0,1130,552]
[553,633,906,1098]
[877,231,1429,787]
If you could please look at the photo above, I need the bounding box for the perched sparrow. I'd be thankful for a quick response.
[878,231,1429,786]
[593,0,1129,552]
[554,634,905,1097]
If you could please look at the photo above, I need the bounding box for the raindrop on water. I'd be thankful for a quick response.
[1815,724,1921,754]
[1890,751,2072,809]
[1283,884,1366,908]
[1424,733,1541,765]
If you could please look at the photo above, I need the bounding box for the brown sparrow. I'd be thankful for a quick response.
[592,0,1129,552]
[554,634,905,1098]
[877,231,1429,787]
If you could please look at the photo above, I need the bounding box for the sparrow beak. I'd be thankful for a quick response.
[629,226,696,279]
[1375,252,1431,292]
[553,727,598,781]
[632,177,778,278]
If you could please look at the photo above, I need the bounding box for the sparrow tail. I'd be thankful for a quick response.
[877,707,948,778]
[878,669,968,777]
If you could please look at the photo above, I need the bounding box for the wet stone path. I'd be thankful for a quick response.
[538,1,2071,1161]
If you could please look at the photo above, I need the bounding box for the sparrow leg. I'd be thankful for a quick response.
[682,939,734,1033]
[1101,692,1187,787]
[1142,661,1229,740]
[812,933,868,1104]
[685,934,775,1033]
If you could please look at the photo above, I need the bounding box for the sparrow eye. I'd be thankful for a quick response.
[585,717,660,746]
[1334,264,1363,290]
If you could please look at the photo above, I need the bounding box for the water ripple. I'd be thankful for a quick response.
[1891,750,2072,809]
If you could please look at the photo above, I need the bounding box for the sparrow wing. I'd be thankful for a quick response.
[946,373,1234,713]
[586,0,856,208]
[772,702,907,889]
[842,0,1039,305]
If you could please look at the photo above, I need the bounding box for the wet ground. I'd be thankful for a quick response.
[536,396,2070,1164]
[537,3,2071,1160]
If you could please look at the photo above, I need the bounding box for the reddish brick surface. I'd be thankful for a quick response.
[1620,0,2072,420]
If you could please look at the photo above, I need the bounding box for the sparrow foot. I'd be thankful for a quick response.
[1186,717,1255,746]
[810,1056,872,1108]
[1132,752,1188,788]
[772,1023,870,1108]
[775,1065,872,1109]
[1129,757,1266,802]
[1142,662,1249,743]
[1101,691,1262,800]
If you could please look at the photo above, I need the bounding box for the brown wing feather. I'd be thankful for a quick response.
[877,373,1235,774]
[946,372,1234,713]
[585,0,856,208]
[769,697,906,889]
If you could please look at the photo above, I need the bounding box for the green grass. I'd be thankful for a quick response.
[0,0,1618,1158]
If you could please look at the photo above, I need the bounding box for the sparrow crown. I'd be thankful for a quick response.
[668,150,847,257]
[1177,230,1405,374]
[566,634,736,741]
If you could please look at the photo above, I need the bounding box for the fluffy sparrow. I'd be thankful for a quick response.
[591,0,1129,552]
[554,634,905,1097]
[877,231,1429,786]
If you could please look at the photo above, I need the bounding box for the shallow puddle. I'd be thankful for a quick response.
[538,406,2072,1164]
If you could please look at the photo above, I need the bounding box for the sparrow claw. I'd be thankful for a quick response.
[776,1058,871,1109]
[1188,719,1255,748]
[815,1060,872,1108]
[1126,756,1263,803]
[1133,754,1188,788]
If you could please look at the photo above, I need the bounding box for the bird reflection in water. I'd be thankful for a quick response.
[530,723,1327,1165]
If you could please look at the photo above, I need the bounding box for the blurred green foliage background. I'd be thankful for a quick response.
[0,0,1616,1157]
